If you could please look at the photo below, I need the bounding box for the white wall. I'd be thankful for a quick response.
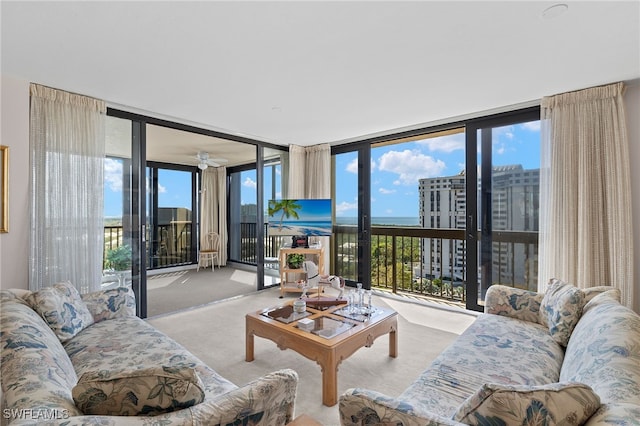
[1,75,639,312]
[0,75,30,290]
[625,81,640,312]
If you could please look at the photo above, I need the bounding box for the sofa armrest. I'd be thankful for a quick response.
[7,370,298,426]
[190,368,298,425]
[484,284,543,324]
[339,388,465,426]
[81,287,136,322]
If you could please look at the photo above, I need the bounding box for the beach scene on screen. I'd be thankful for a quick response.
[267,199,332,236]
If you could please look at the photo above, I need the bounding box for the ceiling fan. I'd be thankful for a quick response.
[195,151,228,170]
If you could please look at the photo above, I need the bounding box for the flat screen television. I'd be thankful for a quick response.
[267,199,332,237]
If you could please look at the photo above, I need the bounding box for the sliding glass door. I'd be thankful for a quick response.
[466,108,541,311]
[104,115,146,316]
[146,164,198,269]
[333,145,371,289]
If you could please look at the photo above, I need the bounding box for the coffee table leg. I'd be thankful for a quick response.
[246,326,255,362]
[321,353,338,406]
[389,323,398,358]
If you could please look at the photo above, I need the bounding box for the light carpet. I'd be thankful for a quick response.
[148,287,477,425]
[146,266,262,317]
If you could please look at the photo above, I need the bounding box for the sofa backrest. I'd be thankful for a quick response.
[560,292,640,405]
[0,291,83,421]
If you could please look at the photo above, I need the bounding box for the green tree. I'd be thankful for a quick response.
[268,200,302,231]
[105,245,132,271]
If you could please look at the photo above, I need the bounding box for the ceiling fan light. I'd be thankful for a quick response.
[198,163,208,170]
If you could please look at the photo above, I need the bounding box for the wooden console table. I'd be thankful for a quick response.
[278,246,324,298]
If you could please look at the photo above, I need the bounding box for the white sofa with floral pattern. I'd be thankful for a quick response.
[339,281,640,426]
[0,283,298,426]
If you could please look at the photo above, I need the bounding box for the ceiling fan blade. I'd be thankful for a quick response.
[206,158,228,166]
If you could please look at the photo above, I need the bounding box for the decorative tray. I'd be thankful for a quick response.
[262,306,312,324]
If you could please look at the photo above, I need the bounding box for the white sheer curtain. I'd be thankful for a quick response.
[287,144,330,198]
[305,144,331,198]
[305,144,331,266]
[200,167,228,266]
[215,166,228,265]
[538,82,634,308]
[287,145,306,198]
[29,84,106,293]
[286,144,331,265]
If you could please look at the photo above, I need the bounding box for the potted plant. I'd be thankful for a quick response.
[286,253,305,269]
[105,244,132,271]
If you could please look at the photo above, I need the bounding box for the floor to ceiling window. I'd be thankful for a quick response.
[331,107,540,312]
[333,150,361,285]
[466,108,541,310]
[104,114,145,315]
[147,164,197,269]
[228,166,258,264]
[106,109,263,318]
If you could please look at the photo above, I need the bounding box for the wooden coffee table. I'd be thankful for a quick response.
[245,300,398,406]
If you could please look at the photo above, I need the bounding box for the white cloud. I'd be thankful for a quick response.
[378,149,446,185]
[346,158,358,174]
[243,176,257,189]
[379,187,396,194]
[417,133,464,153]
[335,201,357,214]
[104,158,122,192]
[521,121,541,131]
[145,178,167,194]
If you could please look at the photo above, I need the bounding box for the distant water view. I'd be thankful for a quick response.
[268,220,333,236]
[336,217,420,226]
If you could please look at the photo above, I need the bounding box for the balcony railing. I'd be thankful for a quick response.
[105,223,538,303]
[334,225,469,302]
[104,224,192,270]
[334,225,538,303]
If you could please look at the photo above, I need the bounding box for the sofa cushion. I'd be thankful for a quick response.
[560,297,640,406]
[64,315,238,398]
[539,279,585,346]
[81,286,136,322]
[582,289,621,313]
[0,292,83,418]
[26,281,95,343]
[452,382,600,425]
[72,365,206,416]
[582,286,620,304]
[398,313,564,418]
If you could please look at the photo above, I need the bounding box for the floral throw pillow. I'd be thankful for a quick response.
[539,279,585,346]
[582,286,620,304]
[26,281,94,343]
[452,382,601,425]
[72,365,205,416]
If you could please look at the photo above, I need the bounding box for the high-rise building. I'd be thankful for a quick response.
[419,165,539,291]
[490,165,539,290]
[418,172,466,283]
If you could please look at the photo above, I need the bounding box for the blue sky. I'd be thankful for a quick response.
[334,121,540,218]
[104,165,193,218]
[105,121,540,219]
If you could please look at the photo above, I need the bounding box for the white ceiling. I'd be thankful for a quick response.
[2,1,639,153]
